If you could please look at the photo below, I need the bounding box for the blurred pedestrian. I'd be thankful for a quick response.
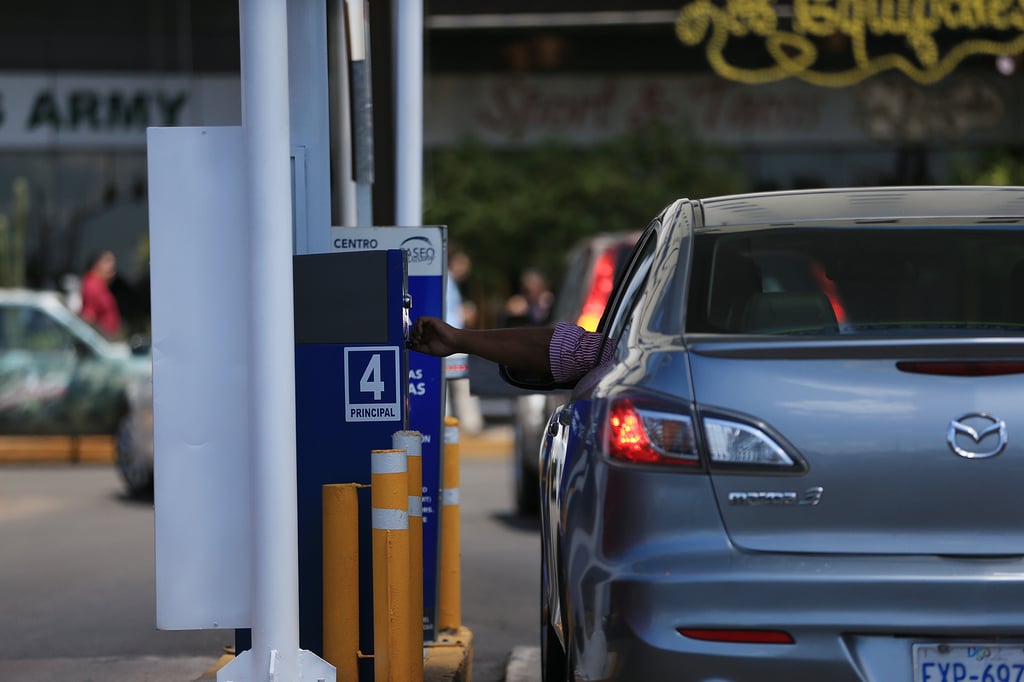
[445,243,483,434]
[503,267,554,327]
[446,243,477,329]
[80,250,121,339]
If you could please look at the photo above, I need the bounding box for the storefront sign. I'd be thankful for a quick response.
[426,73,1021,147]
[1,70,1021,151]
[675,0,1024,86]
[0,74,239,149]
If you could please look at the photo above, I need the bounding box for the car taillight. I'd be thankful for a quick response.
[606,399,699,466]
[702,418,796,468]
[678,628,794,644]
[576,249,617,332]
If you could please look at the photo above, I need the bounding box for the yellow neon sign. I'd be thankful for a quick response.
[675,0,1024,87]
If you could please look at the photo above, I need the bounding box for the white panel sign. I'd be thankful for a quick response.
[330,225,445,277]
[344,346,402,422]
[148,126,251,630]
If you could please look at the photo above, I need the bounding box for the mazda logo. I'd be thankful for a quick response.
[947,413,1008,459]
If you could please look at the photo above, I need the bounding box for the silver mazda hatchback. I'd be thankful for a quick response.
[535,186,1024,682]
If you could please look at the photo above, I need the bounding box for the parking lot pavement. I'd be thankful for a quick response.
[505,646,541,682]
[0,655,225,682]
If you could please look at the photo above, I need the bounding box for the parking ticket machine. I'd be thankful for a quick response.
[291,249,410,664]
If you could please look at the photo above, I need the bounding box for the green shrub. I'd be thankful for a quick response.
[953,149,1024,186]
[423,123,746,318]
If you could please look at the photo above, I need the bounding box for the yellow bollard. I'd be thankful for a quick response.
[323,483,362,682]
[438,416,462,632]
[393,430,424,682]
[371,448,411,682]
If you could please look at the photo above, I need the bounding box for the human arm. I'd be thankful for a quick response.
[407,316,555,378]
[408,316,614,385]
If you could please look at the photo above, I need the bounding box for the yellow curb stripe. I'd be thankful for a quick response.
[0,436,116,464]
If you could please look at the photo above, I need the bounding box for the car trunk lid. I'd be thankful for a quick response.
[688,337,1024,556]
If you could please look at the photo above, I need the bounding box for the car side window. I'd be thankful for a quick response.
[1,306,75,353]
[600,226,659,355]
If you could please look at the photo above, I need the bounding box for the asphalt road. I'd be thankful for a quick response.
[0,426,541,682]
[459,435,541,682]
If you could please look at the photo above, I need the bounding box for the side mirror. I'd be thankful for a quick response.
[498,364,577,392]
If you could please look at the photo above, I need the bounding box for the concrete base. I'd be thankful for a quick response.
[199,629,473,682]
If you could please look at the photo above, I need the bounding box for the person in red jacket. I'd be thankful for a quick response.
[80,250,122,338]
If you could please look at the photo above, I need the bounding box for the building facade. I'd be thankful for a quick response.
[0,1,1020,293]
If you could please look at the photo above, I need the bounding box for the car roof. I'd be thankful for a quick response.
[694,185,1024,230]
[0,287,131,357]
[0,288,68,305]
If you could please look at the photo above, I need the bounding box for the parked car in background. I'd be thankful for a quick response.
[513,232,639,515]
[528,186,1024,681]
[0,289,154,496]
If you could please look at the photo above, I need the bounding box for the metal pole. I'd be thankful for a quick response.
[323,483,361,681]
[287,0,333,254]
[345,0,374,226]
[371,449,411,682]
[330,0,358,226]
[438,417,462,632]
[393,430,424,681]
[394,0,423,225]
[238,0,301,679]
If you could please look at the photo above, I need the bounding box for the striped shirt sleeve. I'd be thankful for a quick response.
[548,322,615,384]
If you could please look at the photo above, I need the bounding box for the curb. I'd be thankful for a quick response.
[457,426,513,460]
[424,627,474,682]
[0,435,116,464]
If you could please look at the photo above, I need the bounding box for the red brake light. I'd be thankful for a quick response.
[678,628,795,644]
[576,248,618,332]
[606,399,699,466]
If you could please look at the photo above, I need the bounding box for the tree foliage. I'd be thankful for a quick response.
[954,148,1024,186]
[423,123,746,317]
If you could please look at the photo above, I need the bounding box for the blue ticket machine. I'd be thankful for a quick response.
[292,249,410,675]
[331,226,446,643]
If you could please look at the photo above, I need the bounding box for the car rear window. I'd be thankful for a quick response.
[686,226,1024,335]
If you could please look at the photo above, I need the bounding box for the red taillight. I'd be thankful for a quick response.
[576,249,618,332]
[897,361,1024,376]
[678,628,795,644]
[606,399,699,466]
[810,261,847,324]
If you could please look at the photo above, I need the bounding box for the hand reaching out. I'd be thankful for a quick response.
[407,316,462,357]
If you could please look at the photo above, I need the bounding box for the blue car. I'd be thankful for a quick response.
[527,186,1024,681]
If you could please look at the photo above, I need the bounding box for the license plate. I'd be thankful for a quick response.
[914,643,1024,682]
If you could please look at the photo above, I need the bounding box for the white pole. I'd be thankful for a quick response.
[345,0,374,226]
[394,0,423,225]
[238,1,301,680]
[331,0,358,226]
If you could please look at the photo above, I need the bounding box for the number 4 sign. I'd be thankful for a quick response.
[343,346,401,422]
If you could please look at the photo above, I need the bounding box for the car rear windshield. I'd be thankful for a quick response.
[686,225,1024,335]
